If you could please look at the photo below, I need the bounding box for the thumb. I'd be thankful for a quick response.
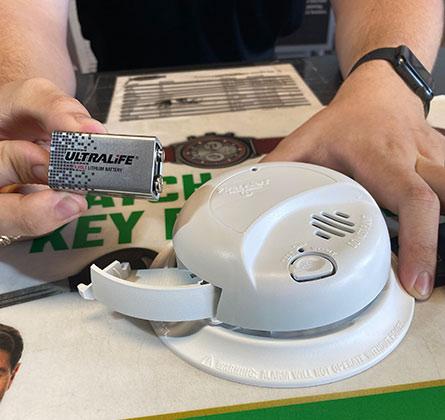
[260,113,328,164]
[0,140,49,186]
[0,189,87,237]
[1,78,107,141]
[261,130,313,163]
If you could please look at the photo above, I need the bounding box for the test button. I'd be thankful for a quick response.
[290,254,335,282]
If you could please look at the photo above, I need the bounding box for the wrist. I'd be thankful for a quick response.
[334,60,426,118]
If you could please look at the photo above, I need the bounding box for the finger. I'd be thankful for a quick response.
[397,177,440,300]
[6,184,48,195]
[261,131,324,168]
[261,139,299,162]
[0,184,20,193]
[2,78,106,141]
[34,140,50,151]
[434,127,445,137]
[0,140,50,186]
[261,110,342,170]
[416,130,445,166]
[416,157,445,209]
[261,125,315,163]
[0,189,87,237]
[261,111,328,163]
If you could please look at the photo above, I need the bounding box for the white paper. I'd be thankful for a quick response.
[107,64,321,125]
[428,95,445,128]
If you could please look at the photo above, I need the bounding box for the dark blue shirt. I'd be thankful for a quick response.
[76,0,307,71]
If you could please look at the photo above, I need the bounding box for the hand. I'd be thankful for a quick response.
[263,61,445,300]
[0,78,107,239]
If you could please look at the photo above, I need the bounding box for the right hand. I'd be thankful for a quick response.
[0,78,107,239]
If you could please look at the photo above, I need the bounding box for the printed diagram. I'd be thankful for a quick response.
[119,73,311,121]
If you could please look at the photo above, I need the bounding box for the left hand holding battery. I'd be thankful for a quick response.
[0,78,106,141]
[263,62,445,301]
[0,140,88,238]
[0,77,107,239]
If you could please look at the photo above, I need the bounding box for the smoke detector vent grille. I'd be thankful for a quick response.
[312,211,355,240]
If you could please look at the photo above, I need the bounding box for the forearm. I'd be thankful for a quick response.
[0,0,74,94]
[331,0,444,76]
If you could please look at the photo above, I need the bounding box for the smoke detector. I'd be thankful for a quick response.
[79,163,414,387]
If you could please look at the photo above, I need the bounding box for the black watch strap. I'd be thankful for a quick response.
[349,47,398,75]
[348,45,434,117]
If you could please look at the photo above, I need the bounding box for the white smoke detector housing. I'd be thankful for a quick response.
[80,163,414,387]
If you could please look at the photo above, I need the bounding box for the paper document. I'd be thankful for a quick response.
[107,64,321,123]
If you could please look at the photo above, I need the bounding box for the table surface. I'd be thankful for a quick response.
[77,50,445,122]
[1,53,444,420]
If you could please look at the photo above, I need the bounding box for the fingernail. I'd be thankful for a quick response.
[54,194,86,220]
[32,165,48,182]
[414,271,433,299]
[75,116,107,133]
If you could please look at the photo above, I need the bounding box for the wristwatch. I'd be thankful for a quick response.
[349,45,434,116]
[163,132,283,168]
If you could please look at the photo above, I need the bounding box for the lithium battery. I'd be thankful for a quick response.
[48,131,164,200]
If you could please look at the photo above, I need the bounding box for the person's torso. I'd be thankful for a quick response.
[76,0,307,71]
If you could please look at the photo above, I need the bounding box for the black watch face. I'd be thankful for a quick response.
[179,136,252,168]
[398,46,434,99]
